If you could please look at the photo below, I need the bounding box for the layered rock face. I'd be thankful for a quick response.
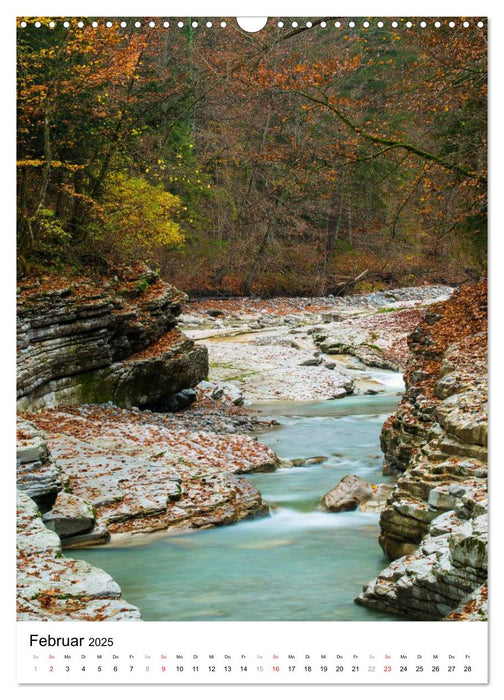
[17,268,208,410]
[356,281,487,620]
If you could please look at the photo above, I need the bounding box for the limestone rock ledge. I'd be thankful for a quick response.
[17,268,208,410]
[17,409,274,619]
[356,281,487,620]
[17,490,141,621]
[18,409,274,545]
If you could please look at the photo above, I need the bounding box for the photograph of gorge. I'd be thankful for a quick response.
[16,17,487,623]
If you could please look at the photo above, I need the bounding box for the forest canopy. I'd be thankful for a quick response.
[17,17,487,295]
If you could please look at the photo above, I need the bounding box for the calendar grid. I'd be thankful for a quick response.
[17,621,488,684]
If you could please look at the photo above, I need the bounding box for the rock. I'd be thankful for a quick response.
[17,490,61,557]
[201,339,353,402]
[320,475,375,512]
[314,317,413,371]
[150,387,198,411]
[177,388,198,406]
[197,380,245,406]
[16,490,140,621]
[446,584,488,621]
[178,314,204,325]
[17,269,208,410]
[197,379,222,398]
[299,356,323,366]
[43,492,95,538]
[359,483,395,512]
[221,383,245,406]
[436,391,487,447]
[22,405,276,538]
[357,281,488,620]
[292,456,326,467]
[16,420,62,510]
[321,312,343,322]
[277,458,294,469]
[62,524,110,548]
[356,507,488,620]
[304,456,327,466]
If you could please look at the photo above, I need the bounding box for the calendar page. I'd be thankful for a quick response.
[14,1,490,688]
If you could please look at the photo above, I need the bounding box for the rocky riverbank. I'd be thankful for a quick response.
[17,490,142,621]
[355,280,487,620]
[181,285,452,401]
[17,385,277,620]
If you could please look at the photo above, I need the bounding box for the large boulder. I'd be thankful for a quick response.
[320,474,375,512]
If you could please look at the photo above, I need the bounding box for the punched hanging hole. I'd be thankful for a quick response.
[236,17,268,33]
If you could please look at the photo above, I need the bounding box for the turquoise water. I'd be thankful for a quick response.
[72,390,403,621]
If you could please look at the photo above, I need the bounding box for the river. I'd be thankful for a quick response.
[72,370,406,622]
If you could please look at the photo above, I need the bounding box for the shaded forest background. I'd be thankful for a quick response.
[17,17,487,296]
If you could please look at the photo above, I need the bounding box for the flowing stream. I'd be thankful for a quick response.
[73,373,404,621]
